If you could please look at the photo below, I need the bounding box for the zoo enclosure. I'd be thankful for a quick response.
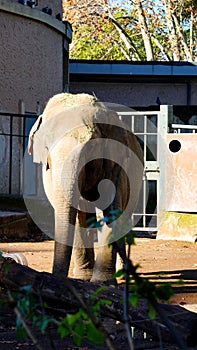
[0,106,196,234]
[117,108,197,234]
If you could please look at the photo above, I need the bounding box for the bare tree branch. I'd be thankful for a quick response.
[133,0,154,61]
[172,12,193,61]
[106,9,142,60]
[164,0,181,60]
[151,35,171,61]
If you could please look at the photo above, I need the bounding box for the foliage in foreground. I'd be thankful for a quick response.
[0,229,186,350]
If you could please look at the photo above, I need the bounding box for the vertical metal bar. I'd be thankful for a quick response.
[23,114,26,154]
[18,100,26,194]
[144,115,147,161]
[9,115,13,195]
[20,114,26,195]
[143,115,147,227]
[131,115,134,132]
[157,105,173,228]
[143,175,147,227]
[131,114,136,227]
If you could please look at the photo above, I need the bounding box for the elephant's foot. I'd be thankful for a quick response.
[73,247,94,281]
[73,267,93,281]
[52,265,69,281]
[90,275,117,286]
[90,267,117,286]
[90,245,117,285]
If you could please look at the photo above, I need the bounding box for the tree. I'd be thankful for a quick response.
[63,0,197,61]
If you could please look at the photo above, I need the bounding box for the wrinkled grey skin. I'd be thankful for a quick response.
[28,93,144,283]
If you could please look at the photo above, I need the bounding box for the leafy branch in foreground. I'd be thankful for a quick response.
[0,230,188,350]
[112,231,187,350]
[1,272,115,349]
[58,286,113,347]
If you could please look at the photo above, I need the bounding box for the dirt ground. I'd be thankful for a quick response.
[0,237,197,305]
[0,238,196,301]
[0,237,197,349]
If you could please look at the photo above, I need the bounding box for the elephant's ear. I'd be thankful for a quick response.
[28,115,43,155]
[28,115,45,163]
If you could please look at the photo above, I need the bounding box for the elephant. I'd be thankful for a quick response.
[28,93,144,283]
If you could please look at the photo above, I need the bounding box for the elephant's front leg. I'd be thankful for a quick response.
[53,205,77,278]
[73,209,96,281]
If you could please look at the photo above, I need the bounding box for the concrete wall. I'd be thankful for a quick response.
[69,61,197,123]
[70,81,197,109]
[0,0,71,113]
[0,0,71,195]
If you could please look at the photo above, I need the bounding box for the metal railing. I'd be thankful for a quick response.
[0,112,37,195]
[171,124,197,133]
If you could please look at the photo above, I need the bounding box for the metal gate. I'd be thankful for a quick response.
[118,105,173,234]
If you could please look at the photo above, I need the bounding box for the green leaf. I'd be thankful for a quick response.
[58,324,70,339]
[129,293,139,307]
[16,326,27,339]
[81,216,100,228]
[176,279,184,286]
[3,260,9,273]
[91,286,106,299]
[109,209,122,216]
[126,231,136,245]
[73,333,82,347]
[113,268,124,278]
[100,299,112,306]
[18,285,32,293]
[73,322,84,346]
[87,322,104,345]
[38,316,54,334]
[148,303,156,320]
[66,312,81,328]
[75,321,85,338]
[155,283,174,301]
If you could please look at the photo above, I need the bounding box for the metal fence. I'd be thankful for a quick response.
[1,107,196,233]
[0,112,37,195]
